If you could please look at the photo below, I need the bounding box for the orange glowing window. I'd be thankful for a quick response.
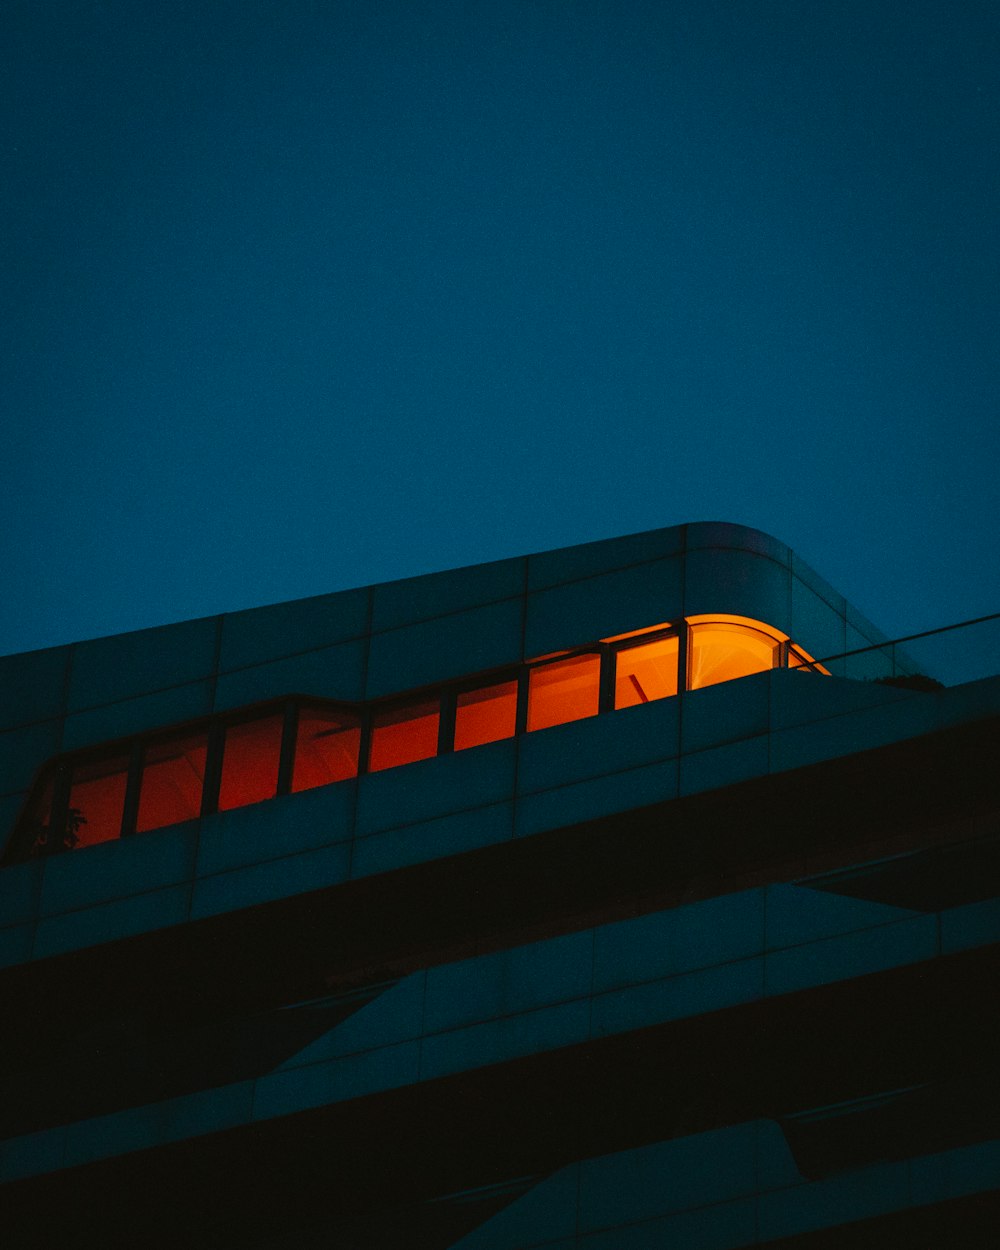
[67,755,130,848]
[368,698,440,773]
[454,680,518,751]
[218,712,284,811]
[292,705,361,791]
[614,635,679,708]
[687,617,781,691]
[527,653,601,732]
[136,731,208,833]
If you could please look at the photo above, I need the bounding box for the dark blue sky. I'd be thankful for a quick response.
[3,0,997,657]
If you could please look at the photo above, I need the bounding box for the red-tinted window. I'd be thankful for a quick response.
[368,699,440,773]
[68,755,130,848]
[137,731,208,833]
[218,713,284,811]
[292,705,361,792]
[454,680,518,751]
[527,654,601,732]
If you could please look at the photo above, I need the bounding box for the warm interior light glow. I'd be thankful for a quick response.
[68,756,130,847]
[136,732,208,833]
[369,699,440,773]
[9,606,838,863]
[686,613,790,639]
[292,706,360,791]
[687,617,781,690]
[614,636,679,708]
[218,713,284,811]
[454,680,518,751]
[527,654,601,732]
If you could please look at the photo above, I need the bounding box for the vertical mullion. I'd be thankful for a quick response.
[277,700,299,796]
[120,740,144,837]
[438,687,457,755]
[599,643,615,714]
[520,665,535,730]
[678,622,691,694]
[515,666,530,735]
[201,722,225,816]
[358,707,374,776]
[46,763,72,857]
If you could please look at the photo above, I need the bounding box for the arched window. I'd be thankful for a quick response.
[687,615,787,691]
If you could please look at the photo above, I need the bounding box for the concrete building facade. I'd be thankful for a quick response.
[1,521,998,1246]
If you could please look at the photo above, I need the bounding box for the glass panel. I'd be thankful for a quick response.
[68,754,130,848]
[454,680,518,751]
[137,731,208,833]
[369,699,440,773]
[218,712,284,811]
[614,636,679,708]
[527,654,601,732]
[688,622,778,691]
[292,706,361,791]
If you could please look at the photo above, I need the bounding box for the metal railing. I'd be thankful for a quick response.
[802,611,1000,689]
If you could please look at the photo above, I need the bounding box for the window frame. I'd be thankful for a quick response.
[605,625,683,711]
[131,728,208,837]
[365,691,444,775]
[685,616,787,692]
[214,705,289,814]
[523,647,605,734]
[288,699,362,794]
[6,614,830,863]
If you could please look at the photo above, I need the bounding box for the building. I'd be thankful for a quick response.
[0,520,998,1247]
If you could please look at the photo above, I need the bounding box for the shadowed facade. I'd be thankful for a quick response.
[1,521,998,1247]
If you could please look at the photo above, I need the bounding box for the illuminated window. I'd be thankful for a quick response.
[292,705,361,791]
[369,698,440,773]
[454,680,518,751]
[688,616,782,691]
[615,635,679,708]
[137,731,208,833]
[5,606,836,866]
[527,654,601,732]
[67,754,130,848]
[218,713,284,811]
